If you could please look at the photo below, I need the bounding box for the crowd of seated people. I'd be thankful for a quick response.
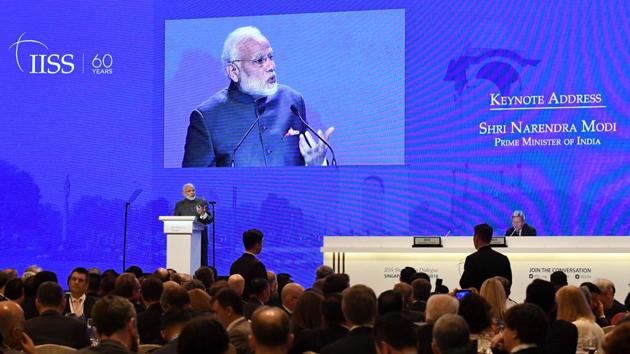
[0,230,629,353]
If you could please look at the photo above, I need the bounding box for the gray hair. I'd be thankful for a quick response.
[182,183,195,192]
[512,210,526,221]
[595,279,616,294]
[426,294,459,323]
[221,26,268,65]
[432,314,470,353]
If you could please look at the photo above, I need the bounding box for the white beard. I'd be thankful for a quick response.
[239,70,278,97]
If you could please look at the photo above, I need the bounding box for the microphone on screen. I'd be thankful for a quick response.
[290,105,337,166]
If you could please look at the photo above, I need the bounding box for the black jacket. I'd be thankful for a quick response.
[505,223,537,236]
[229,253,267,299]
[320,326,376,354]
[459,245,512,290]
[24,310,90,349]
[137,303,164,344]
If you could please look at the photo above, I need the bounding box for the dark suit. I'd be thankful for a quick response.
[290,325,348,354]
[545,320,577,354]
[505,223,537,236]
[174,198,213,266]
[229,253,267,299]
[137,303,164,345]
[243,299,264,321]
[64,294,97,321]
[416,322,433,354]
[24,310,90,349]
[459,245,512,291]
[320,326,376,354]
[183,82,307,167]
[75,339,132,354]
[152,338,178,354]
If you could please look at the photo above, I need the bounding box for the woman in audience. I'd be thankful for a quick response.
[556,285,605,353]
[458,293,496,353]
[480,278,507,325]
[290,290,323,339]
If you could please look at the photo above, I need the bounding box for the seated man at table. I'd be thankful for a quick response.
[505,210,537,236]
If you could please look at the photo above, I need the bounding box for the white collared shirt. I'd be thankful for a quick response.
[69,293,87,316]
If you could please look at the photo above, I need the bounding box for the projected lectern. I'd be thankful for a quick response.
[159,216,204,274]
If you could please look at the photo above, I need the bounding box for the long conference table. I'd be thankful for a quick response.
[321,236,630,303]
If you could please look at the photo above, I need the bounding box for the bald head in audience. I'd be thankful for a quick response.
[0,300,30,351]
[281,283,304,314]
[228,274,245,297]
[426,294,459,323]
[249,306,293,354]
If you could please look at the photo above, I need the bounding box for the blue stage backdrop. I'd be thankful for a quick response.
[1,1,628,287]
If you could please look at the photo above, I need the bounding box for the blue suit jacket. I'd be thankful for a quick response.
[183,82,307,167]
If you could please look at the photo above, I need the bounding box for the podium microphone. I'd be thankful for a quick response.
[290,105,337,166]
[231,101,266,167]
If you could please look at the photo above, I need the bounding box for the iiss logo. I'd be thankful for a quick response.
[9,33,113,75]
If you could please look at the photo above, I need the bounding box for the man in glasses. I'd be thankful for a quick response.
[183,26,334,167]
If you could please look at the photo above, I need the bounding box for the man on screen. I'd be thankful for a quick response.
[174,183,213,266]
[504,210,537,236]
[182,26,334,167]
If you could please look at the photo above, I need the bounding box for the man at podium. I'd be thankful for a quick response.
[174,183,213,266]
[504,210,537,236]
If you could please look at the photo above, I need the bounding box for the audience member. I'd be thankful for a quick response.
[556,285,604,353]
[4,279,25,305]
[479,278,507,323]
[230,229,268,299]
[392,282,413,308]
[64,267,96,320]
[315,265,334,281]
[24,281,89,348]
[595,278,627,321]
[457,293,494,351]
[322,273,350,295]
[410,278,431,312]
[124,266,144,281]
[290,292,347,354]
[193,266,215,290]
[0,300,36,354]
[431,314,471,354]
[189,288,212,313]
[267,271,281,307]
[87,272,101,298]
[603,322,630,354]
[23,270,58,320]
[549,271,567,292]
[580,282,609,327]
[161,285,191,312]
[290,291,323,339]
[228,274,246,298]
[321,285,377,354]
[491,304,547,354]
[114,273,143,314]
[0,271,8,301]
[250,307,293,354]
[494,276,517,309]
[211,288,251,354]
[373,312,418,354]
[459,224,512,291]
[98,275,117,297]
[177,316,230,354]
[524,280,577,354]
[418,294,461,353]
[137,276,164,344]
[183,279,206,292]
[280,283,304,318]
[244,277,271,320]
[378,290,404,315]
[399,267,416,285]
[151,308,193,354]
[75,295,138,354]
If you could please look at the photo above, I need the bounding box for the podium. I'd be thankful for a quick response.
[159,216,205,274]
